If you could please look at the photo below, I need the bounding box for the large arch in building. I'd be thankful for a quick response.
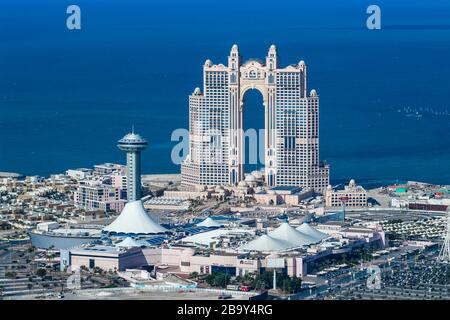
[240,87,266,176]
[181,45,330,193]
[229,48,278,186]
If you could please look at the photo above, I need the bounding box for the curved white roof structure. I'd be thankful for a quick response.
[269,222,318,247]
[103,200,167,235]
[182,229,252,247]
[115,237,145,248]
[238,181,249,188]
[251,170,264,180]
[238,222,324,252]
[196,217,222,228]
[239,234,293,252]
[296,223,329,242]
[245,174,257,182]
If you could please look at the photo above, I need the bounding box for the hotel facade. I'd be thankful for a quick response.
[181,45,329,193]
[325,179,368,208]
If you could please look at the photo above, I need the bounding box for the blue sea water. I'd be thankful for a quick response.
[0,0,449,185]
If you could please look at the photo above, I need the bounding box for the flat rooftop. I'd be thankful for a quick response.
[270,186,301,191]
[70,245,134,256]
[44,228,102,237]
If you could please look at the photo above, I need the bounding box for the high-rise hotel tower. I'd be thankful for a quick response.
[181,45,329,193]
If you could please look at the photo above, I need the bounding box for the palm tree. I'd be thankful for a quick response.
[190,272,199,280]
[46,245,55,262]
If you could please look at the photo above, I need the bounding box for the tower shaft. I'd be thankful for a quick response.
[118,131,148,202]
[127,151,141,201]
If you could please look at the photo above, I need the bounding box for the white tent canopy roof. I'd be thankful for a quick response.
[269,222,318,247]
[103,200,167,235]
[115,237,145,248]
[182,229,252,247]
[296,223,329,242]
[196,217,222,228]
[239,234,293,252]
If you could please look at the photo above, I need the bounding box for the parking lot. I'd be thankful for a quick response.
[0,243,128,299]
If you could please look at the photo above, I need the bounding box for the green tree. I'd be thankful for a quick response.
[214,273,229,288]
[205,274,215,286]
[251,271,302,294]
[252,271,272,290]
[205,272,230,288]
[281,279,290,293]
[36,268,47,278]
[190,272,199,280]
[289,277,302,293]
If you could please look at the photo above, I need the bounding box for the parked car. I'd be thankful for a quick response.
[240,285,253,292]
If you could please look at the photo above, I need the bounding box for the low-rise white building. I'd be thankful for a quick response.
[63,245,146,272]
[66,168,93,180]
[325,179,367,208]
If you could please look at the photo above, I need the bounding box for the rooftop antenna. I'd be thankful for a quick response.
[438,209,450,263]
[132,124,135,134]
